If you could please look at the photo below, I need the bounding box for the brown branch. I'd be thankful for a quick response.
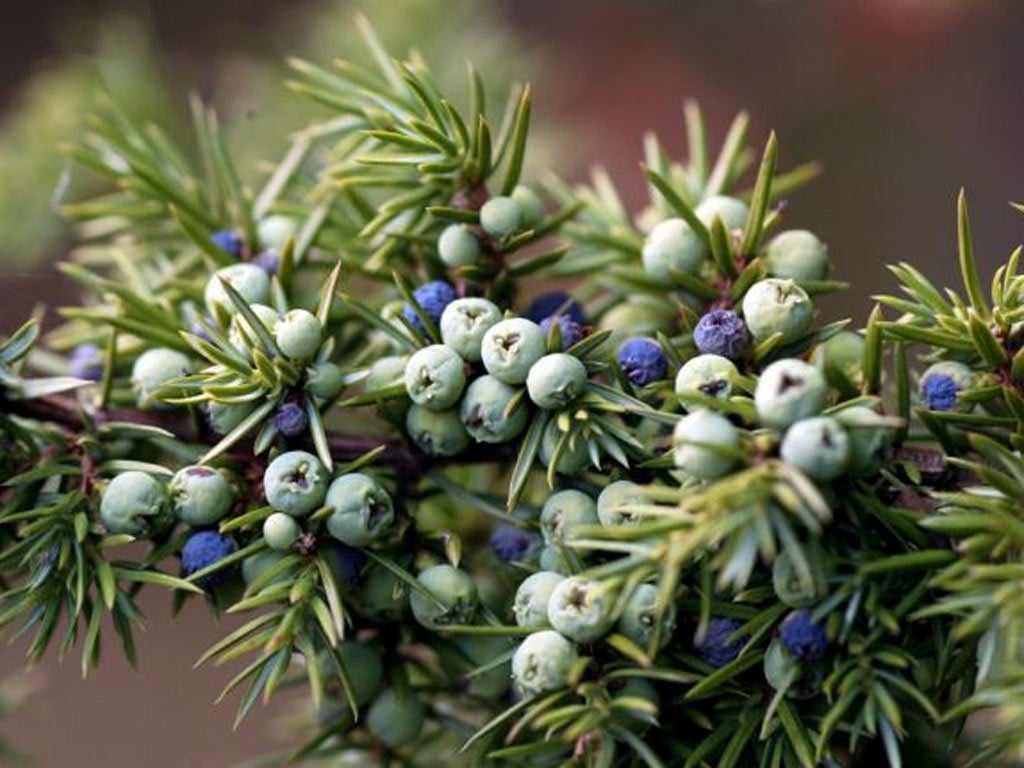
[2,394,509,483]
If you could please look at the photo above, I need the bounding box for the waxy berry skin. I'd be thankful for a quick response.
[438,223,481,267]
[780,609,829,662]
[596,480,646,528]
[262,512,301,551]
[696,195,749,232]
[539,314,584,349]
[402,280,457,335]
[181,530,237,585]
[618,583,677,650]
[546,576,614,643]
[695,617,745,668]
[479,195,522,237]
[642,218,705,281]
[675,354,739,406]
[672,409,740,479]
[273,401,308,438]
[513,571,565,627]
[324,473,395,547]
[100,471,166,535]
[204,263,271,316]
[617,337,668,386]
[780,416,851,481]
[540,490,598,544]
[511,184,545,227]
[835,406,896,476]
[439,297,502,362]
[693,310,748,361]
[275,309,322,362]
[754,359,828,430]
[256,215,296,251]
[262,450,328,517]
[210,229,243,257]
[920,360,974,412]
[459,374,528,444]
[490,523,539,563]
[131,348,193,409]
[524,292,585,325]
[305,362,346,401]
[409,564,479,629]
[512,630,578,698]
[206,400,256,436]
[404,344,467,411]
[526,353,587,410]
[366,688,426,748]
[406,404,470,456]
[481,318,547,385]
[764,229,830,281]
[168,465,234,526]
[741,278,814,344]
[69,343,104,381]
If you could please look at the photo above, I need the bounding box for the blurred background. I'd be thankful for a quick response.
[1,0,1023,765]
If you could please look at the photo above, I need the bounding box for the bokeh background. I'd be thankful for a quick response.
[1,1,1023,765]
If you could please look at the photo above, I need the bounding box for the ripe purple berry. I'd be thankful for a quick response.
[181,531,237,585]
[694,617,745,668]
[693,310,748,361]
[250,250,280,276]
[402,280,457,335]
[920,361,973,412]
[490,524,539,563]
[617,337,668,386]
[524,292,585,325]
[779,609,828,662]
[273,401,308,437]
[539,315,585,349]
[210,229,243,257]
[69,343,104,381]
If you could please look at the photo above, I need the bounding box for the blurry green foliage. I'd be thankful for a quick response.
[0,0,560,270]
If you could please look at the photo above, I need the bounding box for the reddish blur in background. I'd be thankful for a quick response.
[1,1,1023,766]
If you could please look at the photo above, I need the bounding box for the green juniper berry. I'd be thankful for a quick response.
[4,21,1022,768]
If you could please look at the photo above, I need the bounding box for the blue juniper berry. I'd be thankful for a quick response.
[182,531,237,585]
[539,315,585,349]
[322,543,367,589]
[69,343,104,381]
[617,337,669,386]
[274,401,309,437]
[693,309,748,361]
[779,609,828,662]
[211,229,243,258]
[524,291,585,325]
[922,376,959,411]
[694,617,745,668]
[403,280,457,335]
[490,524,540,563]
[919,361,973,411]
[190,319,214,343]
[250,250,280,276]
